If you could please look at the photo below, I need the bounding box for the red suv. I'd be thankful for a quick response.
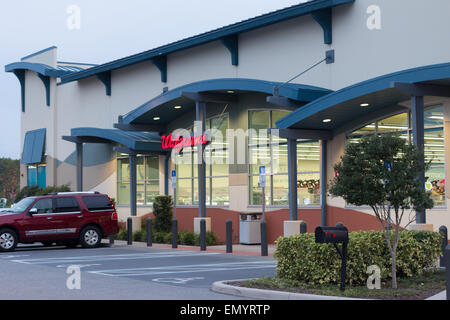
[0,192,119,252]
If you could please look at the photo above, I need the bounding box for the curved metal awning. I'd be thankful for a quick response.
[62,128,163,153]
[5,62,82,77]
[121,78,332,125]
[276,62,450,135]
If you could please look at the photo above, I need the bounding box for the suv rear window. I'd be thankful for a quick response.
[55,197,81,213]
[82,196,113,211]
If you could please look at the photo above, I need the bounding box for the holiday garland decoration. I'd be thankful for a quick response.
[297,179,320,193]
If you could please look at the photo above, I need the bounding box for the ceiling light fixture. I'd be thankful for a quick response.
[360,103,370,107]
[323,118,332,123]
[153,117,160,121]
[174,105,182,109]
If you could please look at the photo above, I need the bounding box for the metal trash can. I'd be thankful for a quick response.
[239,213,262,244]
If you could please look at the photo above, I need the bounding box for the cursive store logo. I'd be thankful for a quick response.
[161,133,208,153]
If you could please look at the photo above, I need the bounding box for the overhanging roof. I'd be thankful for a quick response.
[63,128,163,152]
[59,0,354,85]
[276,62,450,135]
[5,62,83,78]
[121,78,332,125]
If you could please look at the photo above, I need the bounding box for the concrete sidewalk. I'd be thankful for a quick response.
[104,239,277,257]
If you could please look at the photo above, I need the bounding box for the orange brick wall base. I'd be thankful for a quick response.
[140,206,383,244]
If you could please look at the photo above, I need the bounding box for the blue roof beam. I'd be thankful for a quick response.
[220,34,239,66]
[37,74,51,106]
[12,70,25,112]
[96,71,111,96]
[391,82,450,97]
[150,55,167,83]
[311,8,332,44]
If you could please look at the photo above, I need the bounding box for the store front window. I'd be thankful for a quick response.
[347,104,445,207]
[27,164,46,188]
[248,110,320,206]
[175,114,229,206]
[117,155,159,205]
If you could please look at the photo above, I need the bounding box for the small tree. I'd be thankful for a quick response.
[152,195,173,232]
[329,134,433,289]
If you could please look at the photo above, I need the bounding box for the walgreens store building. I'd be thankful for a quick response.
[6,0,450,243]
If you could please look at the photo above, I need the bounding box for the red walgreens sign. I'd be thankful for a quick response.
[161,133,208,152]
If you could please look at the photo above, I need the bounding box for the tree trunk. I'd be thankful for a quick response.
[391,250,397,289]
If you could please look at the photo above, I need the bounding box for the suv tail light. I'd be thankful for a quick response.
[107,196,118,221]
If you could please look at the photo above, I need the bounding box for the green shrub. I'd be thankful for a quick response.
[194,231,219,246]
[153,231,169,244]
[14,185,71,203]
[275,230,442,286]
[179,231,196,245]
[115,228,128,241]
[152,196,173,232]
[133,230,145,242]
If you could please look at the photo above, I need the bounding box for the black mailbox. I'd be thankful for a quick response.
[315,224,349,291]
[315,226,349,244]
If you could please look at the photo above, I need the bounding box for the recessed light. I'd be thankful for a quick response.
[153,117,160,121]
[323,118,332,123]
[174,105,182,109]
[360,103,370,107]
[227,90,235,94]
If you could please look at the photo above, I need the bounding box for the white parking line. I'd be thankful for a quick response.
[11,251,220,265]
[88,261,276,277]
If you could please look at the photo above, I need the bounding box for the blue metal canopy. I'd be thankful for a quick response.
[5,62,83,78]
[22,128,46,164]
[276,62,450,135]
[67,128,163,152]
[121,78,332,125]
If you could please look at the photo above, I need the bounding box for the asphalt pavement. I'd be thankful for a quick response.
[0,241,277,300]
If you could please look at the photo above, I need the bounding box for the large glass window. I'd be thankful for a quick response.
[347,105,445,207]
[117,155,160,205]
[248,110,320,206]
[175,114,229,206]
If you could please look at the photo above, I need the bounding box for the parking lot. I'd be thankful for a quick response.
[0,242,276,300]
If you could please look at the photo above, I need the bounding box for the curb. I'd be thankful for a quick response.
[211,280,365,300]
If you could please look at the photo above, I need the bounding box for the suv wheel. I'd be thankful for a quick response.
[0,229,18,252]
[80,226,102,248]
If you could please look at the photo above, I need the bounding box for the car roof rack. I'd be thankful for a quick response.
[56,192,101,195]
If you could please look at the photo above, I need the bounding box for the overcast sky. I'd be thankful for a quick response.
[0,0,307,160]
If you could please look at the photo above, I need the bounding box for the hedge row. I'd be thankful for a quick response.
[115,228,219,246]
[275,230,442,286]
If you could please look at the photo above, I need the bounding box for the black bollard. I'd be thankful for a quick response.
[439,226,448,267]
[300,221,307,234]
[226,220,232,253]
[445,245,450,300]
[200,219,206,251]
[172,219,178,249]
[260,220,268,256]
[147,218,152,247]
[127,217,132,245]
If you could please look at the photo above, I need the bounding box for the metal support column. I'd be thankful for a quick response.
[196,101,207,218]
[287,138,298,220]
[129,153,137,217]
[411,95,426,224]
[321,140,327,226]
[76,142,83,192]
[164,153,170,195]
